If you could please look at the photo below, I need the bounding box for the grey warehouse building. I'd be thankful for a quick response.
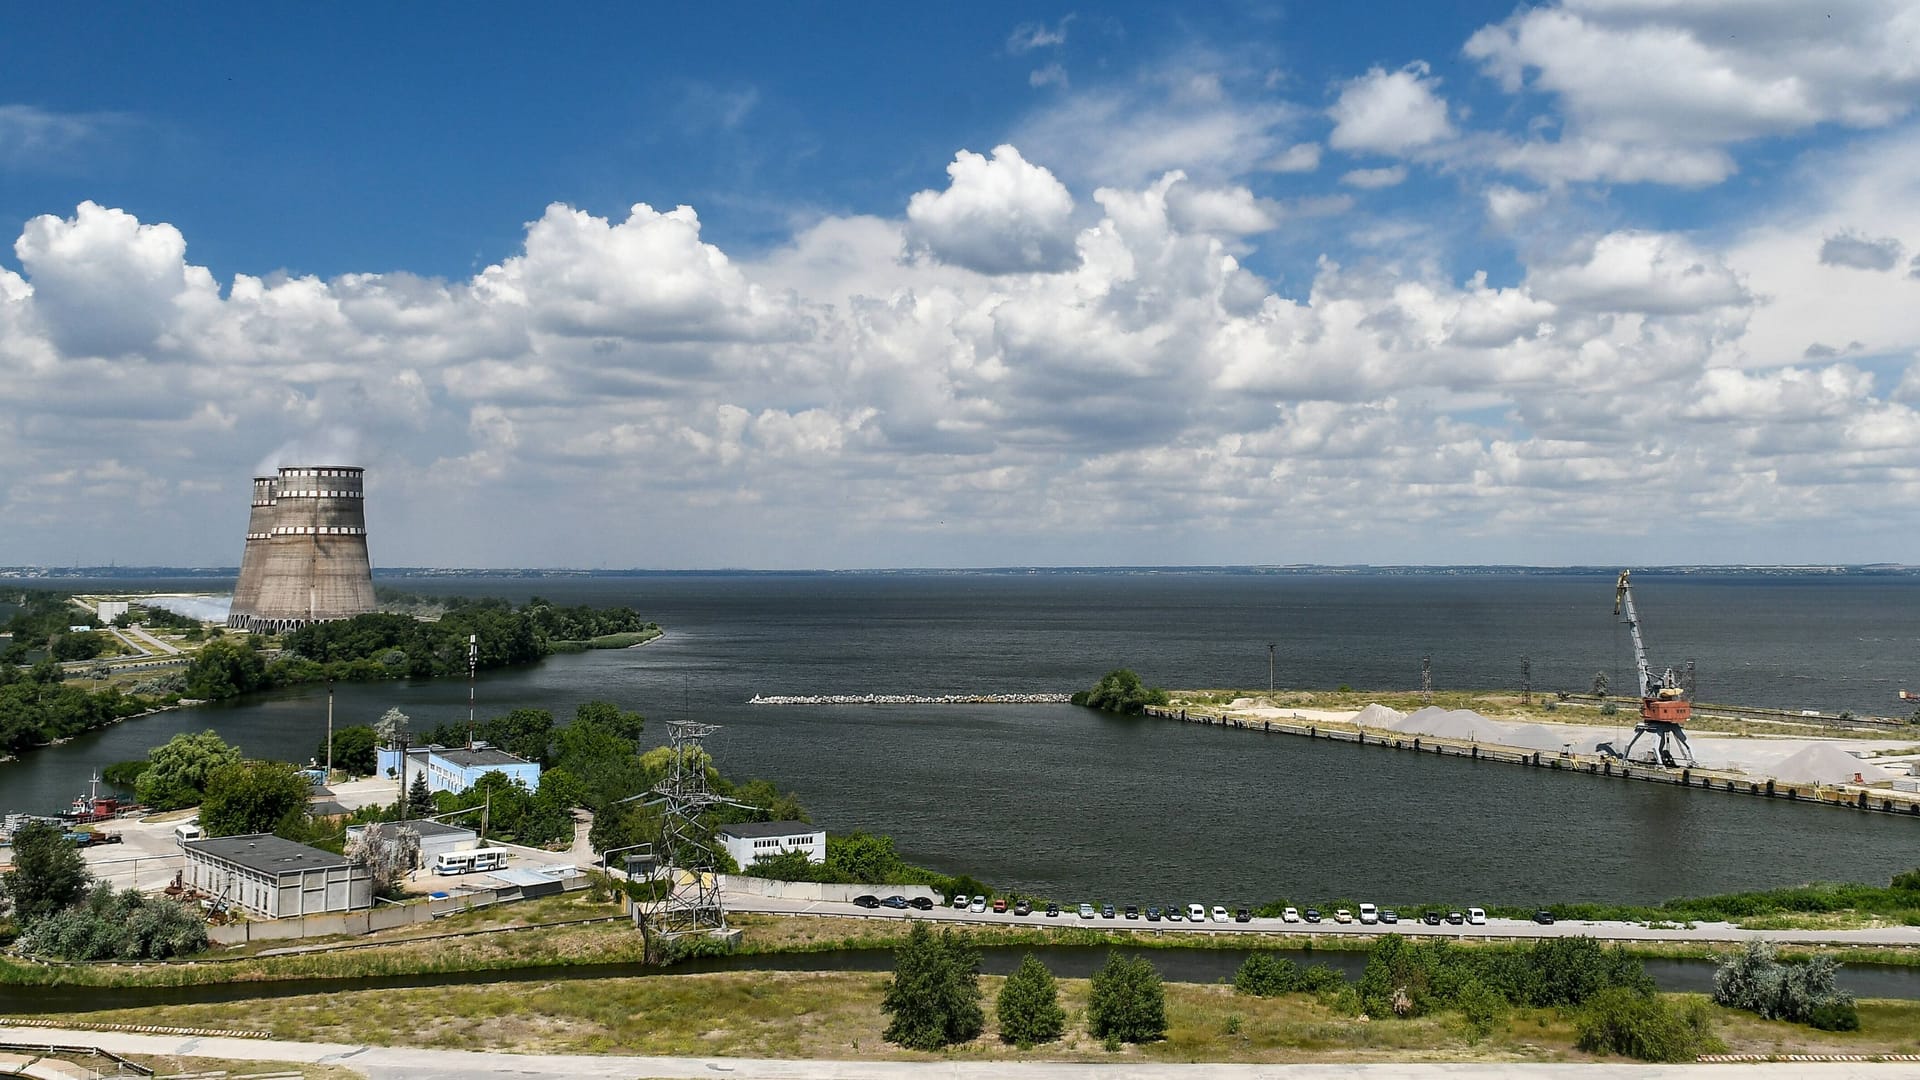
[182,833,373,919]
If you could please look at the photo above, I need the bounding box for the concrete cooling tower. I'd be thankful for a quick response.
[226,465,377,633]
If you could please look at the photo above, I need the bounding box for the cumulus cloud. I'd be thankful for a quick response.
[13,200,211,357]
[1262,142,1321,173]
[1528,231,1749,314]
[1819,231,1904,271]
[1484,185,1546,229]
[1341,165,1407,189]
[905,145,1079,274]
[1463,0,1920,185]
[1163,178,1279,235]
[1327,63,1453,155]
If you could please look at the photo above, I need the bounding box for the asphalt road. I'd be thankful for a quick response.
[0,1027,1912,1079]
[726,893,1920,948]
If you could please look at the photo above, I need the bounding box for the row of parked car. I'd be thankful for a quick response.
[849,893,1549,926]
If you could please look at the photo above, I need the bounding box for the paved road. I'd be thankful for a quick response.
[727,894,1920,948]
[0,1028,1912,1079]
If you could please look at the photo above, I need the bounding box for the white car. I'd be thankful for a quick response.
[968,895,987,913]
[1467,907,1487,925]
[953,895,969,909]
[1187,903,1207,921]
[1281,907,1301,923]
[1358,902,1379,925]
[1334,908,1353,924]
[1078,903,1097,919]
[1211,905,1230,923]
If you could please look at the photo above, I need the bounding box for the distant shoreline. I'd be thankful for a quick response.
[4,564,1913,581]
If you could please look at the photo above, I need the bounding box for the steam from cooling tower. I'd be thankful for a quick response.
[227,461,377,633]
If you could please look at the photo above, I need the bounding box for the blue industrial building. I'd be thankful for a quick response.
[375,742,541,795]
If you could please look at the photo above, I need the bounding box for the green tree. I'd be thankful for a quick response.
[374,707,409,746]
[200,760,313,837]
[1234,952,1305,997]
[1456,979,1507,1044]
[49,631,107,662]
[183,638,268,700]
[827,832,905,883]
[1071,669,1170,715]
[1087,952,1167,1043]
[16,882,206,960]
[0,820,91,924]
[881,921,984,1050]
[588,798,660,856]
[996,953,1066,1048]
[318,724,378,776]
[1575,987,1713,1062]
[136,730,241,810]
[407,771,434,817]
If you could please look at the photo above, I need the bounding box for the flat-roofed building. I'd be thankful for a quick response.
[375,742,541,795]
[182,833,372,919]
[718,820,826,870]
[344,819,478,865]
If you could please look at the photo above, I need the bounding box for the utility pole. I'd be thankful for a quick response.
[325,677,335,780]
[1520,656,1532,706]
[467,633,477,733]
[1421,656,1433,705]
[396,733,410,822]
[1267,643,1276,694]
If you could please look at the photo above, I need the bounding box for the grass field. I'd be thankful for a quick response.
[24,971,1920,1064]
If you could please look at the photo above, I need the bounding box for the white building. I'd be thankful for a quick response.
[718,820,826,870]
[96,600,129,623]
[344,819,478,866]
[182,833,372,919]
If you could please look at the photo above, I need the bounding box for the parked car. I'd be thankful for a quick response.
[1446,911,1465,925]
[909,896,934,910]
[1211,905,1230,923]
[969,895,988,913]
[1467,907,1487,925]
[1164,906,1184,922]
[1045,902,1060,917]
[852,894,880,909]
[1188,903,1207,921]
[1304,908,1323,923]
[1079,903,1097,919]
[1145,906,1163,921]
[992,898,1008,913]
[1234,908,1251,923]
[1281,906,1300,923]
[953,895,970,909]
[1533,910,1556,925]
[881,895,909,909]
[1358,902,1379,925]
[1101,904,1116,919]
[1124,905,1140,920]
[1380,909,1399,924]
[1422,911,1444,926]
[1334,909,1353,924]
[1013,900,1032,916]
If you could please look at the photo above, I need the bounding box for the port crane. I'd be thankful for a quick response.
[1612,570,1696,767]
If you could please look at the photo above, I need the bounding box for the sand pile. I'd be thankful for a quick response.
[1392,706,1508,743]
[1770,743,1876,785]
[1352,703,1407,729]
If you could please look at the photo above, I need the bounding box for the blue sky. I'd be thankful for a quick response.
[3,2,1919,568]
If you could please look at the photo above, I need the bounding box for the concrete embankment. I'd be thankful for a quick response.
[749,693,1070,705]
[1147,705,1920,819]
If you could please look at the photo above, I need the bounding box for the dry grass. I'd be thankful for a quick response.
[30,971,1920,1064]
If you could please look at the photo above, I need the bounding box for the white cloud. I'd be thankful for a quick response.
[1484,185,1546,229]
[1341,165,1407,189]
[1819,232,1904,271]
[905,145,1079,274]
[1164,178,1279,235]
[1029,64,1069,89]
[0,104,110,168]
[1263,142,1321,173]
[1528,231,1749,314]
[1463,0,1920,185]
[13,200,212,357]
[1008,16,1073,54]
[1327,63,1453,155]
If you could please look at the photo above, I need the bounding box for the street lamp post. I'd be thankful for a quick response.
[1267,643,1276,694]
[325,677,334,780]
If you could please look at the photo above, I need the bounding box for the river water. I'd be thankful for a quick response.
[6,571,1920,906]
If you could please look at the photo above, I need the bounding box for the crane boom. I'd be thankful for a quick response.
[1614,570,1654,698]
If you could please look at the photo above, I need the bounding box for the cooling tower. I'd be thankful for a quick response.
[225,476,278,629]
[227,465,377,633]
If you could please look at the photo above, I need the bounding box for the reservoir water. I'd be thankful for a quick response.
[6,571,1920,906]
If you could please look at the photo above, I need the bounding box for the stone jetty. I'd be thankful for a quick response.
[748,693,1071,705]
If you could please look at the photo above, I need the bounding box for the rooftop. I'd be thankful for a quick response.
[184,833,352,875]
[718,820,821,839]
[435,746,533,769]
[348,819,476,839]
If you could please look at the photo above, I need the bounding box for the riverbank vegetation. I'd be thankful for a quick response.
[1071,669,1169,715]
[0,820,207,962]
[0,660,160,755]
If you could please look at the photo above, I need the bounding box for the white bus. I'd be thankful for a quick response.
[433,848,509,875]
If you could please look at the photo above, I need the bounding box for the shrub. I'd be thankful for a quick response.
[16,883,206,960]
[1087,952,1167,1043]
[1234,952,1304,997]
[996,953,1065,1048]
[1456,979,1507,1044]
[1071,669,1170,715]
[881,922,984,1050]
[1809,999,1860,1031]
[1712,942,1856,1026]
[1575,987,1709,1062]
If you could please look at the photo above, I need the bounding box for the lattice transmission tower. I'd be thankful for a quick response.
[646,718,730,936]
